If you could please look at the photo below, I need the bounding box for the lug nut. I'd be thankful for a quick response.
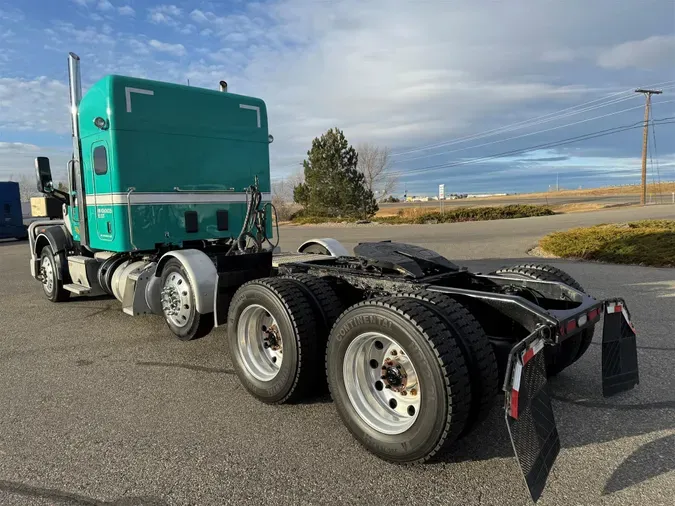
[401,391,407,396]
[411,389,417,396]
[391,350,398,356]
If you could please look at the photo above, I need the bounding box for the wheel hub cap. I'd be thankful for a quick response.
[40,256,54,294]
[161,272,192,327]
[237,304,283,382]
[343,332,421,435]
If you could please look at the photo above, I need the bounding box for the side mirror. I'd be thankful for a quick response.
[35,157,53,193]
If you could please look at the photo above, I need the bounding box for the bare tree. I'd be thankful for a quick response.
[8,173,40,201]
[356,143,398,201]
[271,169,304,221]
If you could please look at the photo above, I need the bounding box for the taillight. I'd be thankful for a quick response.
[588,307,601,322]
[566,319,577,333]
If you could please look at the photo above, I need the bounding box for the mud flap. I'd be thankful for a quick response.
[602,299,639,397]
[504,330,560,503]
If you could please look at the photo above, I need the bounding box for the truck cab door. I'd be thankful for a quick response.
[91,142,115,242]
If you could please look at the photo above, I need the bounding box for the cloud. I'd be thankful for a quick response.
[148,39,186,57]
[190,9,210,23]
[0,77,70,134]
[118,6,135,16]
[128,38,150,55]
[0,6,24,22]
[97,0,114,12]
[148,5,183,25]
[521,156,570,163]
[52,21,115,46]
[597,35,675,70]
[0,142,71,181]
[154,5,182,17]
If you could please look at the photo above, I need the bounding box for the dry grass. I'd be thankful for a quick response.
[539,220,675,267]
[550,202,638,213]
[374,204,555,224]
[498,182,675,200]
[284,204,555,225]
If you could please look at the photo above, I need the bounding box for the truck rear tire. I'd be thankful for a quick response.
[491,263,594,376]
[160,258,214,341]
[398,290,499,436]
[227,278,319,404]
[39,246,70,302]
[281,273,345,394]
[326,297,471,463]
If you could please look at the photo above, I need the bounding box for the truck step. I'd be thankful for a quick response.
[63,283,92,295]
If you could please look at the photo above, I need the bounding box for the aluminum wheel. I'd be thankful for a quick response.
[160,271,193,328]
[40,254,54,295]
[343,332,421,435]
[236,304,283,382]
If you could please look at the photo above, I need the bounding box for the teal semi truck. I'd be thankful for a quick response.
[27,52,640,502]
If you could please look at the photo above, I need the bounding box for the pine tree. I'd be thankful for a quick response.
[294,128,378,219]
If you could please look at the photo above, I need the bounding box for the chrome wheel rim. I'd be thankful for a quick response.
[40,255,54,294]
[343,332,421,435]
[160,272,192,327]
[237,304,283,382]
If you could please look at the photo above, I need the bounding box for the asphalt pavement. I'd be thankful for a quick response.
[0,205,674,505]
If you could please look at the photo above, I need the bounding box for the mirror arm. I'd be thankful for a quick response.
[50,188,71,206]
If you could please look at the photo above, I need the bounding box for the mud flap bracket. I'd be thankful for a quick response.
[503,327,560,503]
[601,298,639,397]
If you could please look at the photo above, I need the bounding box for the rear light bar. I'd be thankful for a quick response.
[559,305,602,337]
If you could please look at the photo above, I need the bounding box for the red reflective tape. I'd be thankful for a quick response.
[523,348,535,365]
[510,389,519,419]
[614,304,623,313]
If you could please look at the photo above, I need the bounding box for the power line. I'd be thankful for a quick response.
[390,82,675,158]
[391,94,637,158]
[390,101,675,164]
[650,110,663,202]
[391,117,675,178]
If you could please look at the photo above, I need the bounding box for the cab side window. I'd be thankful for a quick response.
[93,146,108,175]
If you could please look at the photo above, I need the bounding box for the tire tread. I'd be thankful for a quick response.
[327,296,471,462]
[232,277,318,404]
[399,291,499,435]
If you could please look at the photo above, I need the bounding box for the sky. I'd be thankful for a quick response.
[0,0,674,196]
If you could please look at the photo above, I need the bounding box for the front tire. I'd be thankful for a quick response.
[160,258,214,341]
[326,297,471,463]
[39,246,70,302]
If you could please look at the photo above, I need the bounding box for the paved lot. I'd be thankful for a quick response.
[1,205,674,505]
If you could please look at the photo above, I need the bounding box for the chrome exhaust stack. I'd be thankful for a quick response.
[67,52,89,246]
[68,52,82,138]
[219,80,228,92]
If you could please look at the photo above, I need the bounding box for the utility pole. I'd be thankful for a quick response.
[635,89,662,205]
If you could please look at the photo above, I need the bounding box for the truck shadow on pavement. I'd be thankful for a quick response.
[435,257,675,495]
